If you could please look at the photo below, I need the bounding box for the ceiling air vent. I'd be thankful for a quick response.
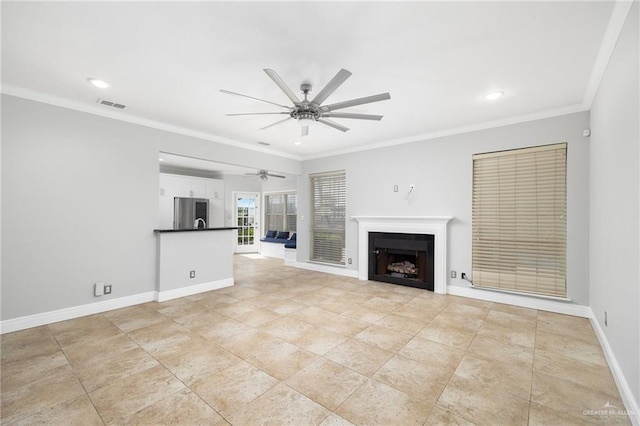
[96,98,126,110]
[257,141,270,146]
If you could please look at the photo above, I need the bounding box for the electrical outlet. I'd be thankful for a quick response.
[604,311,608,327]
[190,270,196,279]
[393,185,399,192]
[450,271,456,278]
[348,258,352,264]
[104,284,112,295]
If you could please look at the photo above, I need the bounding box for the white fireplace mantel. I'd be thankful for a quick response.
[352,216,453,294]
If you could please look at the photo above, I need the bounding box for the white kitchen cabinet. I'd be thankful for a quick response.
[159,173,225,229]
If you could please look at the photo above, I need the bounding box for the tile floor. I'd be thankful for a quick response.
[1,255,631,425]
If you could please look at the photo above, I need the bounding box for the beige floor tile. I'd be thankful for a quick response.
[531,371,630,424]
[437,373,530,426]
[373,354,453,405]
[289,306,339,326]
[319,413,356,426]
[237,306,283,326]
[246,339,318,380]
[88,364,186,424]
[161,342,242,385]
[262,298,308,315]
[453,354,532,400]
[398,336,465,372]
[374,312,429,335]
[291,324,351,355]
[50,317,125,349]
[425,406,476,425]
[1,368,87,424]
[128,320,206,359]
[192,315,255,342]
[170,310,228,330]
[476,319,536,348]
[7,395,103,426]
[218,328,283,359]
[336,379,432,426]
[528,402,599,426]
[418,322,476,350]
[325,338,394,377]
[124,389,224,425]
[1,351,70,391]
[535,329,607,367]
[467,334,534,366]
[74,346,160,392]
[191,360,278,417]
[227,383,332,425]
[286,358,368,410]
[319,315,371,337]
[61,333,138,367]
[354,324,414,352]
[491,302,538,319]
[533,347,619,396]
[341,305,388,323]
[108,309,170,333]
[430,310,485,334]
[259,315,315,341]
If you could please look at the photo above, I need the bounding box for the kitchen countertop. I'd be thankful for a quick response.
[154,227,238,233]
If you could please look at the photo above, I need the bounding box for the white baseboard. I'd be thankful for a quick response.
[447,284,592,317]
[289,261,359,278]
[0,292,156,334]
[155,278,234,302]
[589,312,640,426]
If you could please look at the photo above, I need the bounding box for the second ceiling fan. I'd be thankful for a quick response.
[221,69,390,137]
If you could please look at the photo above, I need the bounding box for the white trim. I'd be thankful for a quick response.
[353,216,452,294]
[289,261,359,278]
[0,292,156,334]
[447,284,590,317]
[155,278,233,302]
[590,311,640,426]
[284,248,297,265]
[302,104,586,161]
[1,85,302,161]
[583,0,635,109]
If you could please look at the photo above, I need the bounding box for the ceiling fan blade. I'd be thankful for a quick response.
[321,93,391,112]
[226,112,290,116]
[260,116,292,130]
[267,173,286,179]
[301,125,309,137]
[317,118,350,132]
[263,69,301,106]
[322,112,383,121]
[220,89,291,109]
[310,68,352,108]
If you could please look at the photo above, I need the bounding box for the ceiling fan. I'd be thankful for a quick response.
[221,69,390,137]
[246,169,285,181]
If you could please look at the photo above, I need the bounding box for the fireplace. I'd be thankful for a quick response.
[368,232,434,290]
[353,216,452,294]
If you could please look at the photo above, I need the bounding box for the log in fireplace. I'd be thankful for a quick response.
[368,232,434,291]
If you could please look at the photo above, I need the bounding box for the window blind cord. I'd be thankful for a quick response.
[461,273,474,285]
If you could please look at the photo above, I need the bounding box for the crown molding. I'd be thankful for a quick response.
[0,85,303,161]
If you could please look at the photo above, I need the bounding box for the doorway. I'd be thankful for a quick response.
[234,192,259,253]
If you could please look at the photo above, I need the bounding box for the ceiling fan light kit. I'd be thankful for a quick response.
[222,68,390,137]
[246,169,286,181]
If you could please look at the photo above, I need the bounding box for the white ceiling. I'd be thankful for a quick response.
[1,1,622,160]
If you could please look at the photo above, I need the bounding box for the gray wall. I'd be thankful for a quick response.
[298,112,591,305]
[589,3,639,407]
[1,95,300,320]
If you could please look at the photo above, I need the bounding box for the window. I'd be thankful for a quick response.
[310,171,346,265]
[472,143,567,297]
[264,191,297,232]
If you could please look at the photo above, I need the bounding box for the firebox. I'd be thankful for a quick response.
[368,232,434,290]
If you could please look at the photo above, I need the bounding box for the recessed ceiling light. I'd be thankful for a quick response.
[484,91,504,101]
[294,141,302,145]
[87,78,110,89]
[159,158,165,162]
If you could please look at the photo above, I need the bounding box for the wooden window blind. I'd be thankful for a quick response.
[310,171,346,265]
[472,143,567,297]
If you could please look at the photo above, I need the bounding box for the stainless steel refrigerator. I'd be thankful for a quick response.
[174,197,209,229]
